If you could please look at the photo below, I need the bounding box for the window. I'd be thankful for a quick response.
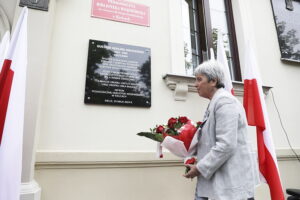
[182,0,242,81]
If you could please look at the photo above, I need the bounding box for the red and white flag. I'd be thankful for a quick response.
[0,7,28,200]
[217,30,234,95]
[243,42,284,200]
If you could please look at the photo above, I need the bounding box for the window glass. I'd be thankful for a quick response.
[209,0,235,80]
[182,0,201,75]
[181,0,241,80]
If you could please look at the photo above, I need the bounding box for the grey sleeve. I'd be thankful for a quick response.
[196,99,239,179]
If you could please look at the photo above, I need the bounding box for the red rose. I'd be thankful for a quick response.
[184,157,196,165]
[167,117,177,128]
[196,121,202,127]
[178,116,189,124]
[156,125,164,133]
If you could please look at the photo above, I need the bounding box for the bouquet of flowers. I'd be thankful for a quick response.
[137,116,202,172]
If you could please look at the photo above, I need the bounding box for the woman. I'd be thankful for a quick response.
[184,60,257,200]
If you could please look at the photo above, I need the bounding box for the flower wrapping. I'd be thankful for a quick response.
[137,117,202,167]
[161,121,198,159]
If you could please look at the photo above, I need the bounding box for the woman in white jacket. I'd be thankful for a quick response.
[184,60,257,200]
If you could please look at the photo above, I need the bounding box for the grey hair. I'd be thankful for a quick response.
[194,60,225,88]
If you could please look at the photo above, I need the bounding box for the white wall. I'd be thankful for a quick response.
[37,0,207,152]
[35,164,196,200]
[36,0,300,152]
[17,0,300,199]
[0,0,17,25]
[233,0,300,149]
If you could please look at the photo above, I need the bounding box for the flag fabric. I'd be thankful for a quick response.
[0,7,28,200]
[243,42,284,200]
[0,31,10,71]
[217,30,234,95]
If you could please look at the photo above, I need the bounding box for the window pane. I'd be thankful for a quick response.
[209,0,234,80]
[222,33,232,57]
[182,0,193,75]
[189,9,196,31]
[209,0,226,12]
[192,54,200,68]
[210,12,229,34]
[191,33,200,55]
[182,0,201,75]
[189,10,200,32]
[180,0,240,79]
[209,0,228,33]
[227,58,235,80]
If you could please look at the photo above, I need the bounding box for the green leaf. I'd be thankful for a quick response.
[167,129,177,135]
[174,122,182,129]
[137,132,164,142]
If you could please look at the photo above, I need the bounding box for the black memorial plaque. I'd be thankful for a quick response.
[84,40,151,107]
[271,0,300,62]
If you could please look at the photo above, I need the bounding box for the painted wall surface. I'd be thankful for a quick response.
[234,0,300,153]
[37,0,208,152]
[36,0,300,154]
[33,0,300,199]
[34,158,300,200]
[35,165,197,200]
[246,0,300,149]
[0,0,17,24]
[1,0,300,199]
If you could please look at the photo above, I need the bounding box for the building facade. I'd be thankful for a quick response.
[1,0,300,199]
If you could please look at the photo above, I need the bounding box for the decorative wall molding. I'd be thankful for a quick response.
[35,150,300,169]
[35,160,183,170]
[35,151,182,169]
[163,73,272,100]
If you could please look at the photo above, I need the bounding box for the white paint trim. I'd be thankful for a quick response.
[20,180,41,200]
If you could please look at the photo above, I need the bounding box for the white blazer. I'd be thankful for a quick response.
[195,88,258,200]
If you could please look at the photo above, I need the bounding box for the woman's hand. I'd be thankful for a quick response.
[183,164,200,179]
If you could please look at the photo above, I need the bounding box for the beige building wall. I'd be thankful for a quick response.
[1,0,300,199]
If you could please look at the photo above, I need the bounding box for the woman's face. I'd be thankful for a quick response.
[195,74,217,99]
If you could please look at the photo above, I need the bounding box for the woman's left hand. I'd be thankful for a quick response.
[183,164,200,179]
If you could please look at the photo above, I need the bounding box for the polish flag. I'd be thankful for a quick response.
[217,30,234,95]
[0,7,28,200]
[243,42,284,200]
